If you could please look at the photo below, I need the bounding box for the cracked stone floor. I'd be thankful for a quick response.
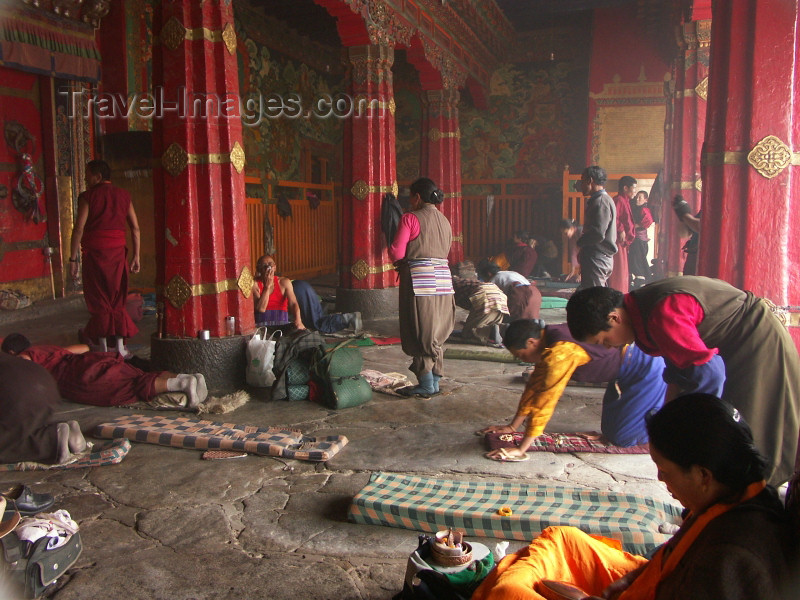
[0,298,672,600]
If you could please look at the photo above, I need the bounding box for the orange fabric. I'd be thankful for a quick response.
[491,252,510,270]
[517,341,591,437]
[472,526,647,600]
[618,480,767,600]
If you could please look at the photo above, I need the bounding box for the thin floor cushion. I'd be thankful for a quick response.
[349,472,682,555]
[485,431,649,454]
[94,414,347,462]
[1,439,131,471]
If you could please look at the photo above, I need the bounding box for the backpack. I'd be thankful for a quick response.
[1,530,82,598]
[310,338,373,409]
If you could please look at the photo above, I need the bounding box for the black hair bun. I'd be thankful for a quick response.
[429,188,444,204]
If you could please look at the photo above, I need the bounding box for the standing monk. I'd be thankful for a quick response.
[389,177,455,398]
[69,160,140,356]
[575,166,617,289]
[609,175,637,293]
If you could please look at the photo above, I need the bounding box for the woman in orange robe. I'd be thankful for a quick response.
[472,394,797,600]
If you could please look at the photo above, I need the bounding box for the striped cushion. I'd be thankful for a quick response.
[94,414,347,462]
[348,472,681,555]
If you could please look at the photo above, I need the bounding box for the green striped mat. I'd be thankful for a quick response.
[348,472,681,555]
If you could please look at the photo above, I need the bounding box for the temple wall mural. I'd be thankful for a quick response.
[234,1,344,184]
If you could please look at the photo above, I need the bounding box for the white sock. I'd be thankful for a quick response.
[98,337,108,353]
[116,337,130,358]
[194,373,208,402]
[166,375,200,408]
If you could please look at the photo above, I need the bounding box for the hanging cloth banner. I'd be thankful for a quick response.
[0,3,101,82]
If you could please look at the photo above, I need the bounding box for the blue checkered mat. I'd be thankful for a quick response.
[348,472,682,555]
[94,414,348,462]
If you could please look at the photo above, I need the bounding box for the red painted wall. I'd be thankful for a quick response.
[0,66,50,298]
[586,6,672,165]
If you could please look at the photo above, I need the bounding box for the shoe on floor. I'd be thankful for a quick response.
[1,484,55,516]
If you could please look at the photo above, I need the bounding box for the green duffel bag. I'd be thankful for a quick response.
[327,375,373,409]
[311,338,372,409]
[325,345,363,377]
[286,384,310,402]
[286,358,310,385]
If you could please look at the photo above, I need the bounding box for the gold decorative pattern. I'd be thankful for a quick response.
[161,142,245,176]
[165,274,192,309]
[694,77,708,101]
[429,128,461,142]
[702,150,746,166]
[221,22,236,55]
[162,142,189,177]
[192,278,241,297]
[160,18,237,54]
[351,259,369,280]
[452,234,463,243]
[160,17,187,51]
[671,180,702,191]
[351,179,369,201]
[350,179,397,200]
[353,95,395,117]
[238,266,253,299]
[747,135,792,179]
[230,141,245,173]
[350,259,395,280]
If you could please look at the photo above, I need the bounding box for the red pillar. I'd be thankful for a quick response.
[339,44,397,290]
[421,88,464,264]
[152,0,254,337]
[702,0,800,345]
[663,17,710,275]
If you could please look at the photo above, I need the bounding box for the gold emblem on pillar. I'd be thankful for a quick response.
[222,22,236,55]
[747,135,792,179]
[238,266,254,299]
[350,259,394,280]
[162,142,189,177]
[429,128,461,142]
[694,77,708,101]
[230,141,245,173]
[388,97,396,116]
[351,259,370,280]
[165,274,193,309]
[351,180,369,201]
[352,180,398,200]
[160,17,186,51]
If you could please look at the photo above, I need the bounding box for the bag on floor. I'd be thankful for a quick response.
[393,535,492,600]
[246,328,281,387]
[311,338,372,409]
[1,522,82,598]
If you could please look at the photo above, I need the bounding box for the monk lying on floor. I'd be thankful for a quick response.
[1,333,207,408]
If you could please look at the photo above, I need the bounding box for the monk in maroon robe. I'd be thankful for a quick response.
[2,334,208,409]
[69,160,140,355]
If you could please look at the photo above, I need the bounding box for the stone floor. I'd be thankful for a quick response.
[0,293,673,600]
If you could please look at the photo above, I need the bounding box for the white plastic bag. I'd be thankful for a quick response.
[246,328,281,387]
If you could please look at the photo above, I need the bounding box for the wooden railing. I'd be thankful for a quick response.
[245,176,338,279]
[461,178,562,263]
[561,168,659,274]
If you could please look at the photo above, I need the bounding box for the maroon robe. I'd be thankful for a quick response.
[23,345,160,406]
[80,182,138,340]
